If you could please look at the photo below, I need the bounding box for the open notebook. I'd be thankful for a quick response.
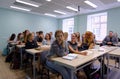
[62,54,78,60]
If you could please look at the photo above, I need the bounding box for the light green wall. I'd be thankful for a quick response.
[0,8,58,52]
[107,7,120,36]
[58,7,120,36]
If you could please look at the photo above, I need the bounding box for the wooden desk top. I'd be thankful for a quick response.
[109,48,120,56]
[26,45,50,55]
[26,49,43,55]
[101,46,118,52]
[52,49,107,69]
[10,42,17,45]
[16,44,25,48]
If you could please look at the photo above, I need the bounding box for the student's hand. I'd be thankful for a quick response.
[80,51,87,56]
[107,42,112,44]
[64,53,68,56]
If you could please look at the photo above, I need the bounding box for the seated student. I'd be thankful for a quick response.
[43,33,52,45]
[63,32,68,42]
[81,31,100,79]
[7,33,16,54]
[81,31,95,50]
[102,31,118,46]
[37,31,44,45]
[46,30,77,79]
[49,31,55,42]
[76,32,82,45]
[23,30,30,43]
[81,34,85,43]
[25,33,38,49]
[34,31,39,42]
[8,33,16,43]
[76,32,82,51]
[68,33,87,55]
[25,33,39,72]
[16,33,24,44]
[114,32,120,42]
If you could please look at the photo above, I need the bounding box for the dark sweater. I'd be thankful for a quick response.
[25,40,38,49]
[68,41,78,53]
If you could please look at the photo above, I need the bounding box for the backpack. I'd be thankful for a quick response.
[5,51,14,62]
[10,48,21,69]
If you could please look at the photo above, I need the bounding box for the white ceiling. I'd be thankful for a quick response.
[0,0,120,18]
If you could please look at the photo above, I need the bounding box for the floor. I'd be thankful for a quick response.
[0,54,25,79]
[0,52,61,79]
[0,52,120,79]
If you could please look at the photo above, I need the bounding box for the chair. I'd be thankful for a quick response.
[7,43,15,54]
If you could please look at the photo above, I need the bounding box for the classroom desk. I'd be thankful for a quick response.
[52,49,107,79]
[114,42,120,47]
[10,42,17,46]
[101,46,118,52]
[16,44,25,69]
[107,48,120,68]
[100,46,120,79]
[26,45,50,79]
[96,41,102,45]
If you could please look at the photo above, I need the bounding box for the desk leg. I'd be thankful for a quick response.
[107,54,109,79]
[33,54,36,79]
[20,48,23,69]
[103,55,105,79]
[115,57,117,68]
[119,57,120,69]
[70,69,74,79]
[100,56,103,79]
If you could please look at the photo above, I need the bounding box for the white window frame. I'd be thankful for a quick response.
[87,12,107,41]
[62,18,74,41]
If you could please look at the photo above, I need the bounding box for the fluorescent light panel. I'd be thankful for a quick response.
[16,0,39,7]
[118,0,120,2]
[44,13,56,17]
[84,0,97,8]
[46,0,52,2]
[66,6,78,11]
[10,6,31,11]
[54,10,66,15]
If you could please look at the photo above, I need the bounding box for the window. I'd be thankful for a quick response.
[87,12,107,41]
[62,18,74,40]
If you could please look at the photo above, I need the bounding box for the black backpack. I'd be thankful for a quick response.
[10,48,21,69]
[5,51,14,62]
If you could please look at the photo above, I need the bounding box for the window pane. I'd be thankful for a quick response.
[62,18,74,41]
[87,12,107,41]
[94,16,100,23]
[67,20,74,26]
[100,15,107,22]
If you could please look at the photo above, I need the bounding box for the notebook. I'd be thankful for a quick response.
[62,54,78,60]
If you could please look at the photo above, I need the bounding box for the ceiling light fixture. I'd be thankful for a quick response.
[10,6,31,11]
[66,6,78,11]
[46,0,52,2]
[44,13,56,17]
[117,0,120,2]
[84,0,97,8]
[16,0,39,7]
[54,10,66,15]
